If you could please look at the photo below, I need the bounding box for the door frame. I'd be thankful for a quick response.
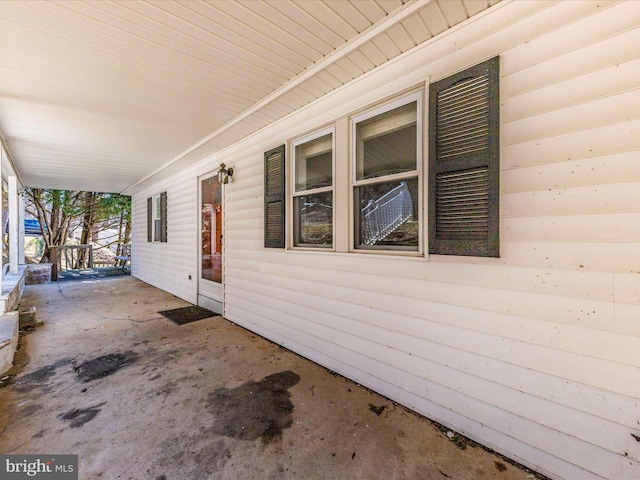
[197,171,224,314]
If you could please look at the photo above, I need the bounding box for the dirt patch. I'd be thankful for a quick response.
[369,403,387,416]
[59,402,107,428]
[207,370,300,444]
[72,351,138,383]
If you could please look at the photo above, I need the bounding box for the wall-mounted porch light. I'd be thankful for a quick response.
[217,163,234,184]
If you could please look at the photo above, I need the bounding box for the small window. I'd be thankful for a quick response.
[292,129,334,248]
[352,93,422,251]
[148,192,167,243]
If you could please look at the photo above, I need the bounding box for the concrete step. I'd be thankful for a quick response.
[0,313,18,376]
[0,265,28,313]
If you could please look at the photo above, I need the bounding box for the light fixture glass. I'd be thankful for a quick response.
[217,163,233,184]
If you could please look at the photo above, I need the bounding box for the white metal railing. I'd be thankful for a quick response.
[360,181,413,246]
[54,244,94,271]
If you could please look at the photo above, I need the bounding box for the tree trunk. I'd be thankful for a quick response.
[123,215,131,245]
[78,192,96,268]
[116,210,124,257]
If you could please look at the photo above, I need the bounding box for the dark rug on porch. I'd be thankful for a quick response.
[159,305,216,325]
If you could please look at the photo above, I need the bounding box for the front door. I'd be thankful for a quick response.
[198,173,223,313]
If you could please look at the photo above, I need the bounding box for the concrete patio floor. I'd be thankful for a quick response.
[0,276,543,480]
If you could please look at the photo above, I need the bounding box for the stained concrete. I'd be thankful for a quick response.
[0,276,544,480]
[0,313,18,375]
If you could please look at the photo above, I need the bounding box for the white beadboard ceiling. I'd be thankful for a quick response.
[0,0,498,193]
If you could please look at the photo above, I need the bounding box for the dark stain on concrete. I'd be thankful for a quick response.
[32,429,47,438]
[369,403,386,416]
[22,403,42,416]
[73,351,138,383]
[0,376,14,390]
[59,402,107,428]
[207,370,300,444]
[13,357,72,392]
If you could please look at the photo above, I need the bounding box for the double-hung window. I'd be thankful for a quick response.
[352,92,422,251]
[147,191,167,243]
[153,194,162,241]
[292,129,334,248]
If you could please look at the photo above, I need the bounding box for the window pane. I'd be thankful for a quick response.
[355,177,418,249]
[295,133,332,191]
[154,219,161,242]
[356,102,417,181]
[294,191,333,247]
[201,177,222,283]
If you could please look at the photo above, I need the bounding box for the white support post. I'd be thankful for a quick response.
[0,181,3,291]
[8,176,18,274]
[18,191,25,265]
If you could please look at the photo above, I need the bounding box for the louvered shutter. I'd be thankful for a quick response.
[429,56,499,257]
[159,191,167,243]
[264,145,286,248]
[147,197,152,242]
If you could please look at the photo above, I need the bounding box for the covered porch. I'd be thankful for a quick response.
[0,275,538,479]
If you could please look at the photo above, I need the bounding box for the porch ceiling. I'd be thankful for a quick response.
[0,0,498,194]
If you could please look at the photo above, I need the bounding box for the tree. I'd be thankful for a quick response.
[25,189,84,262]
[81,192,132,258]
[24,188,131,264]
[106,194,132,256]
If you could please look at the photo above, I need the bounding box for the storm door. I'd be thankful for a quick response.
[198,173,223,313]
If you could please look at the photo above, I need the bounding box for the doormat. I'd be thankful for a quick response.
[159,305,216,326]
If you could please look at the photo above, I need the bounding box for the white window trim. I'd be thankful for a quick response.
[290,126,336,250]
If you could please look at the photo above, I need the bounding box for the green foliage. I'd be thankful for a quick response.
[24,188,131,257]
[98,193,132,222]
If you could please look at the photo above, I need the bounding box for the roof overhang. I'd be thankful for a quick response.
[0,0,499,194]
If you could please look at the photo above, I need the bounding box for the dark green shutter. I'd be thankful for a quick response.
[147,197,152,242]
[264,145,286,248]
[429,56,499,257]
[159,191,167,243]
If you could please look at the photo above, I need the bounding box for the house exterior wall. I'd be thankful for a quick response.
[132,172,199,304]
[131,2,640,479]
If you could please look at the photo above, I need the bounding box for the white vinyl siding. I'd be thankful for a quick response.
[131,2,640,479]
[133,175,196,303]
